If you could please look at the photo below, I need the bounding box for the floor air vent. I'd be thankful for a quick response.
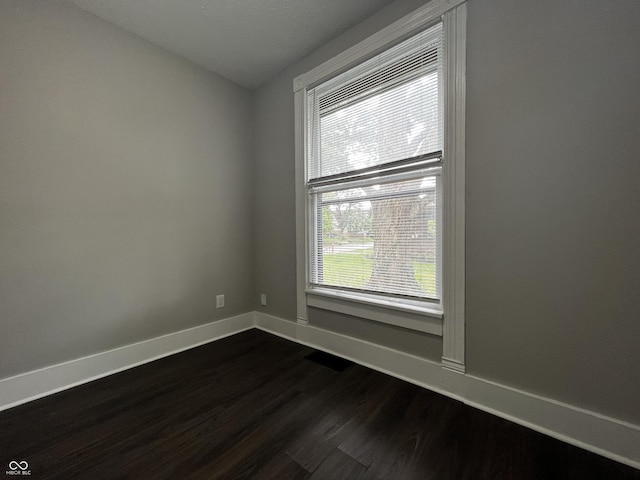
[304,351,354,372]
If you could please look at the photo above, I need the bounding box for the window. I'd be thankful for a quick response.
[307,23,443,312]
[294,0,466,371]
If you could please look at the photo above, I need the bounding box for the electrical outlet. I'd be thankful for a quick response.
[260,294,267,306]
[216,294,225,308]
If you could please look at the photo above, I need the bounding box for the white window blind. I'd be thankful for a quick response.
[308,22,443,181]
[306,21,443,303]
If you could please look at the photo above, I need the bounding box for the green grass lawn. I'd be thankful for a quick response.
[322,252,437,296]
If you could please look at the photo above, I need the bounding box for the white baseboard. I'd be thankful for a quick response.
[254,311,640,470]
[2,310,638,470]
[0,312,254,412]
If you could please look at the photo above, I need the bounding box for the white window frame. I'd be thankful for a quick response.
[294,0,466,372]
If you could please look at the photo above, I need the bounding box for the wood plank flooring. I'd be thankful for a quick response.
[0,329,638,479]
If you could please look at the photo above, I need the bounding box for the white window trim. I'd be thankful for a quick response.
[441,2,466,373]
[294,0,466,372]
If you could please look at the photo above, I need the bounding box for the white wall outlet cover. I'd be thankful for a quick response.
[260,294,267,306]
[216,295,225,308]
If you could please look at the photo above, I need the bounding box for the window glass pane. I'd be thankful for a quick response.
[319,72,440,178]
[313,174,439,300]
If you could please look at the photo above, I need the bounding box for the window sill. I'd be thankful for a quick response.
[306,288,443,336]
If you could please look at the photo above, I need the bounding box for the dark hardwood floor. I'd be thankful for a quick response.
[1,329,638,479]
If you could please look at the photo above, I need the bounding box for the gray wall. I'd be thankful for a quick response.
[254,0,640,424]
[0,0,254,379]
[309,307,443,360]
[465,0,640,424]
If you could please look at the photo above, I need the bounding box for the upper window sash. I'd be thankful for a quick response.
[306,22,444,183]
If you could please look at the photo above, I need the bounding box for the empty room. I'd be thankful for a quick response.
[1,0,639,478]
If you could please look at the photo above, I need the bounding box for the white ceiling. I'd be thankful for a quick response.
[70,0,396,89]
